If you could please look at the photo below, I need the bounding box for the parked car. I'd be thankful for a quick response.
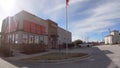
[78,43,92,47]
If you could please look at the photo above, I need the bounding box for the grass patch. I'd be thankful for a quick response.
[25,52,88,60]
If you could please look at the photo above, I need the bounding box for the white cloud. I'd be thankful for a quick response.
[0,0,87,30]
[45,0,86,14]
[70,0,120,41]
[0,0,120,42]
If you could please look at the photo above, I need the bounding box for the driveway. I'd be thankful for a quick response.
[0,45,120,68]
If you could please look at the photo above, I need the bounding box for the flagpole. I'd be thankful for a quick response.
[66,1,68,53]
[66,5,68,31]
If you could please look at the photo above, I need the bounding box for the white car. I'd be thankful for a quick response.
[78,43,92,47]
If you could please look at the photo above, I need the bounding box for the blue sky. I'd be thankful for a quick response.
[0,0,120,41]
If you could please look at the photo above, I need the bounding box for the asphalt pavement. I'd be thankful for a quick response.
[0,45,120,68]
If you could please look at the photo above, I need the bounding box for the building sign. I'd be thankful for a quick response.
[23,20,46,35]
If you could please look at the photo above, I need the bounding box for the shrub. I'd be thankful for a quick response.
[68,43,74,48]
[21,44,48,54]
[73,39,83,46]
[0,46,13,57]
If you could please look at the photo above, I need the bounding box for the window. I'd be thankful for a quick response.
[35,35,39,44]
[38,35,44,44]
[23,34,28,44]
[15,34,19,44]
[29,35,34,44]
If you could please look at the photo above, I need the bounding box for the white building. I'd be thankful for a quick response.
[104,30,120,44]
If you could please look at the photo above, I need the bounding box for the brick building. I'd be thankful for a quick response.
[1,10,71,51]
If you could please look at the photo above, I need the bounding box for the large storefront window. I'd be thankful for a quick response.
[9,35,12,44]
[23,34,28,44]
[7,35,9,43]
[8,33,46,45]
[39,35,43,41]
[29,35,34,44]
[15,34,18,44]
[39,35,44,44]
[35,35,39,44]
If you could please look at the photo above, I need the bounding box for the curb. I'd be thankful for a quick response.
[21,54,91,63]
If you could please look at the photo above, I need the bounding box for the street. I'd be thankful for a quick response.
[0,45,120,68]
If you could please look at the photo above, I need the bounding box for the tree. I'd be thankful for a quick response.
[73,39,83,46]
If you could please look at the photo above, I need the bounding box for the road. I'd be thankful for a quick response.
[0,45,120,68]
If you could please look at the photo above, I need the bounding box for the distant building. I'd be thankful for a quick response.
[1,10,72,51]
[104,30,120,44]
